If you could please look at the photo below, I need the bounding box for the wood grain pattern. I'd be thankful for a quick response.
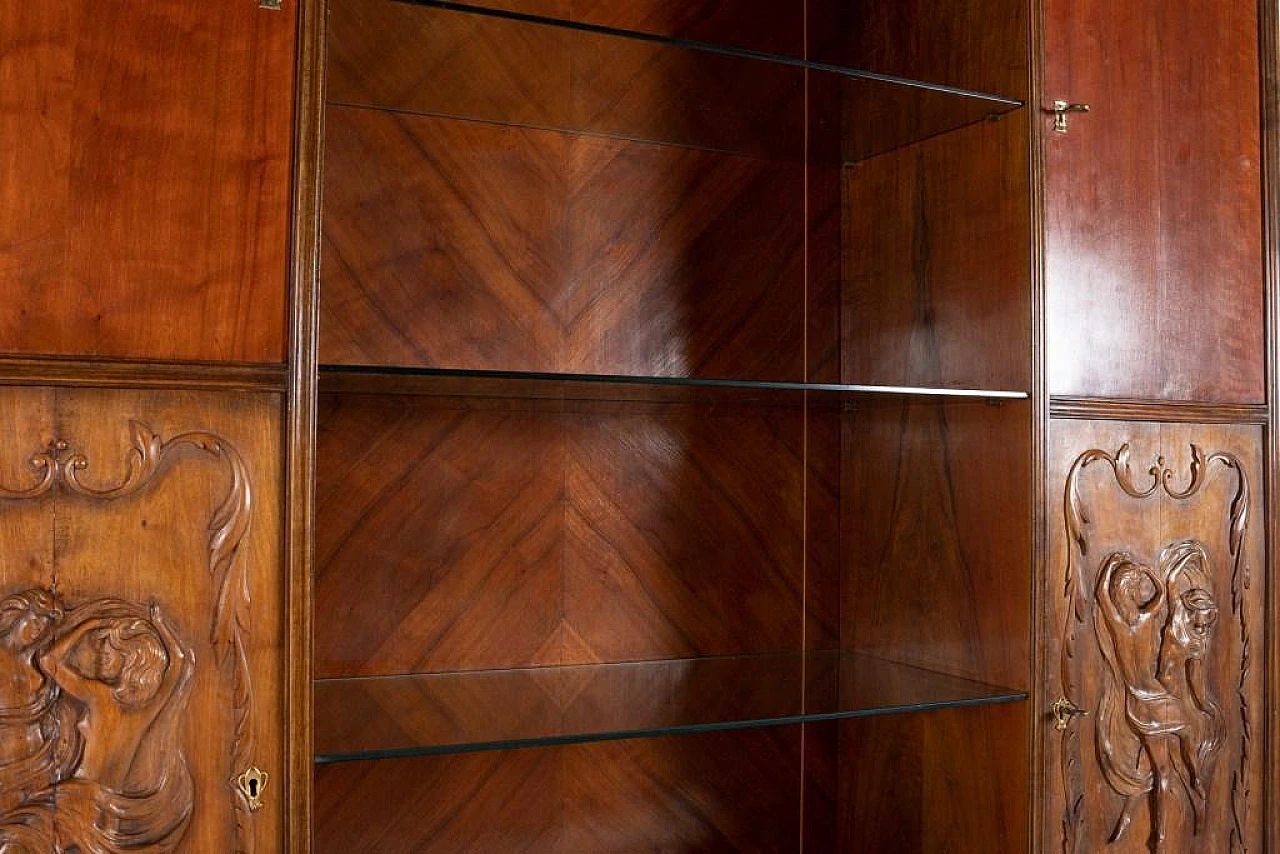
[314,392,806,677]
[50,390,285,852]
[838,703,1028,853]
[808,0,1029,99]
[1043,0,1264,402]
[320,107,806,379]
[841,116,1031,393]
[842,398,1031,690]
[314,727,803,853]
[0,0,295,363]
[326,0,804,160]
[1043,421,1264,852]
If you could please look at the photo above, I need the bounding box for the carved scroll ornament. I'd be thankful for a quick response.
[0,423,257,853]
[1060,445,1249,854]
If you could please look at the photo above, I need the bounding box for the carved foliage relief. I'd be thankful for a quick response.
[0,424,255,853]
[1059,443,1251,853]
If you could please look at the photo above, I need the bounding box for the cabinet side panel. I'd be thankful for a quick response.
[0,1,295,363]
[1043,0,1263,402]
[49,390,285,852]
[842,398,1031,689]
[841,118,1031,393]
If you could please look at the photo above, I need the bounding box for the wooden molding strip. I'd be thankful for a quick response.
[1049,396,1268,424]
[285,0,327,847]
[0,358,286,391]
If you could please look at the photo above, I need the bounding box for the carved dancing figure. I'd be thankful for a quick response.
[0,590,82,849]
[1155,540,1222,832]
[1093,544,1222,852]
[39,599,195,852]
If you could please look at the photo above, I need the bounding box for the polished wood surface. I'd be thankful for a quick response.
[1043,0,1264,402]
[809,0,1029,99]
[841,117,1030,393]
[839,704,1028,852]
[327,1,804,160]
[1043,420,1264,852]
[842,398,1030,690]
[321,107,806,379]
[0,389,284,851]
[314,392,806,677]
[315,728,803,853]
[0,0,295,363]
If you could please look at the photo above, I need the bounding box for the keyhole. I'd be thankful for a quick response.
[248,779,259,798]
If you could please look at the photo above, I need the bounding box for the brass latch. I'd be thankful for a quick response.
[1047,100,1091,134]
[1051,696,1089,731]
[260,0,282,9]
[237,766,269,812]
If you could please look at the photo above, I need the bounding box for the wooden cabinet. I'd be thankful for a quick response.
[1,0,1276,850]
[309,1,1033,851]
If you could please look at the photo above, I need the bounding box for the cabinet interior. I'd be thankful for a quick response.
[313,0,1032,849]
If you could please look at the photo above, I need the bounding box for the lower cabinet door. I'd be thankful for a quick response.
[1044,419,1265,853]
[0,387,284,852]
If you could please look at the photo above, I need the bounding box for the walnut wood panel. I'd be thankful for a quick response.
[0,1,295,363]
[1043,0,1264,402]
[326,0,804,160]
[842,398,1030,689]
[838,703,1028,852]
[314,727,803,852]
[841,117,1031,392]
[315,392,806,677]
[321,108,806,379]
[1044,421,1264,852]
[0,391,285,851]
[808,0,1029,99]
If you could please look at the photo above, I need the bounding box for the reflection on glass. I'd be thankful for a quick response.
[314,651,1025,763]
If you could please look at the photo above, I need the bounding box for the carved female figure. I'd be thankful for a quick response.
[39,600,194,852]
[0,590,79,814]
[1093,543,1223,851]
[1155,539,1222,832]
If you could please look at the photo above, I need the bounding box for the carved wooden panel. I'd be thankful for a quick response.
[1045,421,1263,853]
[0,1,295,363]
[0,389,283,852]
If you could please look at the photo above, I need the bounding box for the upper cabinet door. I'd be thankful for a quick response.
[0,0,297,363]
[1042,0,1264,403]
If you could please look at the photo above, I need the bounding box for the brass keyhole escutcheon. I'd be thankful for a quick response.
[238,766,269,812]
[1051,696,1089,731]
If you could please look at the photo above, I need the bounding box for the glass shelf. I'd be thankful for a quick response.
[318,365,1029,405]
[314,651,1025,764]
[328,0,1023,163]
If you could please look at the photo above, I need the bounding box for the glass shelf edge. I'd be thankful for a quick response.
[313,691,1029,766]
[391,0,1025,109]
[318,365,1030,400]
